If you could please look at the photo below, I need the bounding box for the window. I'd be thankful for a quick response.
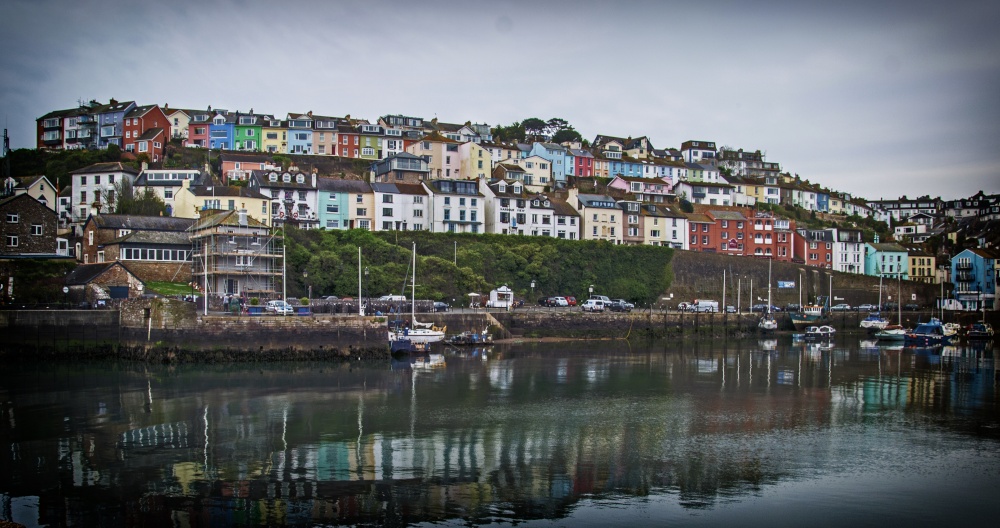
[382,195,393,203]
[5,213,18,223]
[357,207,367,216]
[382,208,393,217]
[327,203,339,213]
[6,235,17,247]
[31,224,42,235]
[164,188,173,199]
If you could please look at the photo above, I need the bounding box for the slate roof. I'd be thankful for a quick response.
[868,242,908,252]
[370,182,428,196]
[136,128,164,141]
[249,170,316,190]
[188,185,269,200]
[108,230,192,246]
[125,105,160,119]
[548,197,579,217]
[708,210,747,221]
[70,162,140,176]
[65,262,137,285]
[91,214,195,232]
[317,177,372,194]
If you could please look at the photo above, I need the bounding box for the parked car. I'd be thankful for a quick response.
[751,304,769,313]
[550,296,569,307]
[785,303,801,312]
[608,299,633,312]
[904,303,920,311]
[831,303,852,312]
[564,296,577,306]
[677,302,693,312]
[265,300,294,315]
[325,295,339,301]
[856,303,876,312]
[581,299,606,312]
[433,301,450,312]
[725,305,736,313]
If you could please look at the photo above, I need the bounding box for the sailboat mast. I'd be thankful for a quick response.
[411,242,416,318]
[767,258,772,313]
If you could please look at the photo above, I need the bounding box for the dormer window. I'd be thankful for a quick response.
[213,117,225,125]
[544,200,550,207]
[283,173,291,182]
[269,173,277,182]
[296,174,304,183]
[533,200,540,206]
[498,183,506,193]
[513,184,522,193]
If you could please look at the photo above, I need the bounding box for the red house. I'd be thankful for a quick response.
[122,105,169,161]
[795,229,834,269]
[186,109,213,148]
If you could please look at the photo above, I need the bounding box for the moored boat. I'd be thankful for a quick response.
[758,314,778,332]
[791,297,829,331]
[445,327,494,346]
[904,318,953,346]
[964,322,994,340]
[875,324,906,341]
[860,312,889,330]
[804,325,836,341]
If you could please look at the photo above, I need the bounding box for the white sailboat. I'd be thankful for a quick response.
[861,273,889,330]
[875,273,906,341]
[758,258,778,332]
[389,243,445,347]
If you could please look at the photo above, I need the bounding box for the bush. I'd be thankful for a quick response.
[300,296,309,305]
[250,297,260,306]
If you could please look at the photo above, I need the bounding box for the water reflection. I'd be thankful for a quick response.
[0,338,997,527]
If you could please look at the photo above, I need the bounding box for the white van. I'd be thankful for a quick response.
[581,299,605,312]
[589,295,611,303]
[378,294,407,302]
[693,299,719,313]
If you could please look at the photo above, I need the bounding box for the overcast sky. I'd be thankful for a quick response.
[2,0,998,201]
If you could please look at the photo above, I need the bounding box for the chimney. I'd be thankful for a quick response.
[311,169,317,188]
[110,98,118,105]
[141,161,148,171]
[238,209,248,226]
[307,110,312,117]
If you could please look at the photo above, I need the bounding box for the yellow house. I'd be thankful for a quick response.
[173,179,271,226]
[908,249,937,284]
[406,132,462,179]
[261,118,287,154]
[567,188,622,244]
[459,141,492,181]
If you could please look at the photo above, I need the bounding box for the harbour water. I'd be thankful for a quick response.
[1,338,998,527]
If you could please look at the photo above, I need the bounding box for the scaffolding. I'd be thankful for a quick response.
[189,210,283,300]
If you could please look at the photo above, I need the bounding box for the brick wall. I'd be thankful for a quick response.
[0,194,58,255]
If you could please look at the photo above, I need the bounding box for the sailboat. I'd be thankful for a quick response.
[875,273,905,341]
[388,243,446,353]
[758,258,778,332]
[860,273,889,331]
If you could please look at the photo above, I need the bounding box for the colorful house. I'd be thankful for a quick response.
[209,110,236,150]
[951,248,997,311]
[424,179,484,234]
[122,105,169,161]
[233,112,268,152]
[864,242,909,280]
[286,112,314,154]
[317,178,372,230]
[261,117,287,154]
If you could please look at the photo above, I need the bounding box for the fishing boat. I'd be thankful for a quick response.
[388,243,446,353]
[758,259,779,333]
[804,325,836,341]
[791,296,829,331]
[904,318,953,346]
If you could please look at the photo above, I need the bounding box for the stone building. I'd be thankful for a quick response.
[0,193,61,256]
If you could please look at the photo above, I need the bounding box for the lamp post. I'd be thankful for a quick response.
[303,270,310,303]
[364,266,369,313]
[531,279,535,307]
[589,284,594,298]
[62,286,68,307]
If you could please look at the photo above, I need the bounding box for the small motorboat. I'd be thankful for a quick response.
[964,323,994,340]
[860,312,889,330]
[875,324,907,341]
[804,325,836,341]
[905,318,953,346]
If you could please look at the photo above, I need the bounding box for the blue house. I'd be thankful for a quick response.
[816,190,830,213]
[286,113,313,154]
[951,248,998,311]
[209,111,235,150]
[95,99,136,149]
[318,178,371,230]
[528,143,568,184]
[864,242,909,280]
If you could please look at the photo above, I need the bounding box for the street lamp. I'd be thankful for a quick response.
[364,266,369,311]
[589,284,594,298]
[62,286,69,307]
[531,279,535,305]
[303,270,310,302]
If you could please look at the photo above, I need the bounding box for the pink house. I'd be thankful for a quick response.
[607,175,674,203]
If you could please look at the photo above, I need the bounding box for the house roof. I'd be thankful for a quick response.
[136,128,164,141]
[708,210,747,221]
[370,182,428,196]
[65,262,138,285]
[124,105,161,119]
[188,209,269,231]
[70,162,139,176]
[317,177,372,194]
[188,185,269,200]
[107,230,192,246]
[249,170,316,190]
[90,214,195,232]
[548,197,579,217]
[685,213,713,223]
[868,242,908,253]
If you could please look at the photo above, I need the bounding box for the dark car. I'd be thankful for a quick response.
[607,299,633,312]
[433,301,450,312]
[785,303,801,312]
[751,304,768,312]
[904,303,920,311]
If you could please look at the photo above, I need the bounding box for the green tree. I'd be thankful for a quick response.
[113,178,167,215]
[551,127,582,144]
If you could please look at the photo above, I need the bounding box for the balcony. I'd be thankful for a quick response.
[955,262,973,270]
